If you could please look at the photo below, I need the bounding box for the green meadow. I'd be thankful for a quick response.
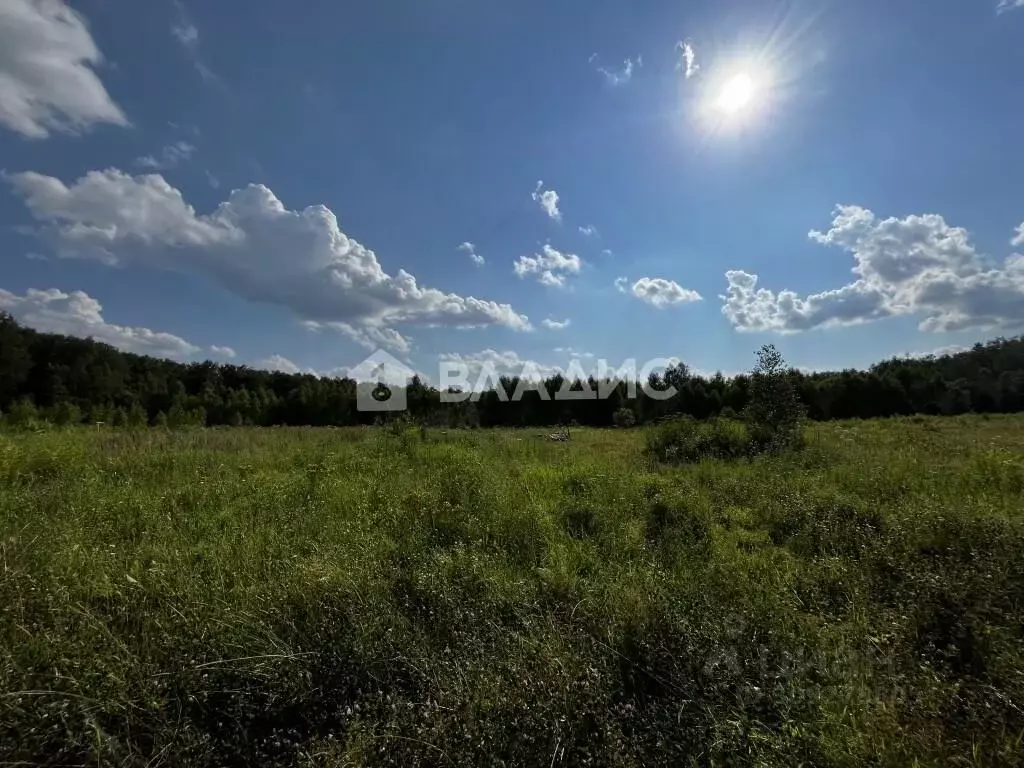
[3,417,1024,766]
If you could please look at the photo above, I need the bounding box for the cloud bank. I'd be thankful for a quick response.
[8,169,532,347]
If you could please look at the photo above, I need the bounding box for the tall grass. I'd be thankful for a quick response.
[2,416,1023,766]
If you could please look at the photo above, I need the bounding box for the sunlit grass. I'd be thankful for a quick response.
[2,416,1024,765]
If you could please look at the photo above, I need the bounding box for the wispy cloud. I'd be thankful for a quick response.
[542,317,571,330]
[597,55,642,86]
[312,322,413,354]
[997,0,1024,13]
[171,2,222,86]
[135,141,195,170]
[553,346,593,359]
[458,241,485,266]
[578,224,598,237]
[171,21,198,47]
[676,40,699,79]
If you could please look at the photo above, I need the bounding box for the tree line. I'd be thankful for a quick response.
[2,312,1024,428]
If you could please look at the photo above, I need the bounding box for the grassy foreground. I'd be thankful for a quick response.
[2,418,1024,766]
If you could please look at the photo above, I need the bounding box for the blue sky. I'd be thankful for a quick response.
[1,0,1023,381]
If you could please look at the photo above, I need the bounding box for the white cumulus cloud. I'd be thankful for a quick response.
[209,345,236,358]
[0,0,128,138]
[8,168,532,346]
[722,205,1024,333]
[514,244,581,288]
[254,354,304,375]
[0,286,200,359]
[1013,222,1024,247]
[622,277,703,308]
[532,181,561,221]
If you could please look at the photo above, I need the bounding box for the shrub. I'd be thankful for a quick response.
[50,401,82,426]
[612,407,637,428]
[3,398,42,429]
[645,417,752,464]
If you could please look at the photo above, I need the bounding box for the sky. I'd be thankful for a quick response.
[1,0,1023,382]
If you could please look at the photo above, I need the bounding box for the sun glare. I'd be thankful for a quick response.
[716,73,755,114]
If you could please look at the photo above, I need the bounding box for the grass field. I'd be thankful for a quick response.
[3,417,1024,766]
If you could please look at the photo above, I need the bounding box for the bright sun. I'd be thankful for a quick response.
[716,73,755,114]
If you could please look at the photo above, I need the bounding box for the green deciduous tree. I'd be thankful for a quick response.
[744,344,804,452]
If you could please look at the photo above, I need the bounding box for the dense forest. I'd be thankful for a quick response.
[3,312,1024,428]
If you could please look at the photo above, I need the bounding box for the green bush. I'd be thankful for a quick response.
[645,417,752,464]
[612,407,636,428]
[3,398,43,429]
[50,401,82,426]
